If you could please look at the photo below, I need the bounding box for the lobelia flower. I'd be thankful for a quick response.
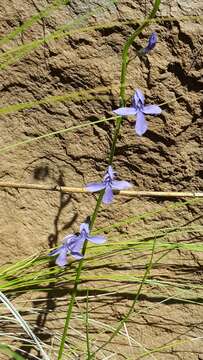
[113,89,161,136]
[49,222,106,267]
[85,165,132,204]
[142,32,158,54]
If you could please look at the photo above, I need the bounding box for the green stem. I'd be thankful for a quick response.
[89,238,157,359]
[57,192,104,360]
[85,290,91,359]
[109,0,161,164]
[57,1,161,358]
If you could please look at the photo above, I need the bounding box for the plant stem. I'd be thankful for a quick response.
[89,238,157,359]
[85,290,91,359]
[57,1,161,358]
[0,181,201,198]
[109,0,161,164]
[57,192,104,360]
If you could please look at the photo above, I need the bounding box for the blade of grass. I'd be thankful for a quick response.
[95,198,202,234]
[135,336,203,359]
[0,344,26,360]
[0,291,50,360]
[89,237,157,359]
[85,291,91,359]
[0,0,68,47]
[0,200,201,293]
[0,0,116,71]
[0,85,111,115]
[1,13,201,71]
[0,115,117,154]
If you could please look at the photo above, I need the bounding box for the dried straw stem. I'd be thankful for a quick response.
[0,181,202,198]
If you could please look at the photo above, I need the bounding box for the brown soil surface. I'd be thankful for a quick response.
[0,0,202,359]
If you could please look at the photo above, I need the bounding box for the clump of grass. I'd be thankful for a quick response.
[0,0,202,359]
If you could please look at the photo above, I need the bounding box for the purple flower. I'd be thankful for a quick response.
[49,222,106,267]
[85,165,132,204]
[113,89,161,136]
[142,32,158,54]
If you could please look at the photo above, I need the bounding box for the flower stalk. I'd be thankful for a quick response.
[57,1,161,358]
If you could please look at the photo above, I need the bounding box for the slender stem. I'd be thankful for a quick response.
[89,238,157,359]
[89,190,105,230]
[109,0,161,164]
[85,290,91,359]
[0,181,201,198]
[57,192,104,360]
[57,1,161,358]
[108,119,122,165]
[0,181,202,198]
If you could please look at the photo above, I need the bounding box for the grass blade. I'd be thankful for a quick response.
[0,291,50,360]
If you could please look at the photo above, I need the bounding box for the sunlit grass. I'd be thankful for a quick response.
[0,344,26,359]
[0,0,202,358]
[0,0,68,47]
[0,115,116,154]
[0,0,116,70]
[0,85,111,115]
[0,198,202,294]
[0,13,202,71]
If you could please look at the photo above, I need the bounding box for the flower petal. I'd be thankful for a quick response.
[71,251,83,260]
[134,89,145,106]
[143,105,161,115]
[135,111,148,136]
[55,248,68,267]
[102,186,113,204]
[112,180,133,190]
[113,107,136,116]
[48,247,62,257]
[107,165,115,180]
[64,234,77,247]
[85,182,105,192]
[87,235,106,244]
[80,222,89,236]
[143,32,157,53]
[49,244,68,267]
[63,234,74,244]
[65,234,83,254]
